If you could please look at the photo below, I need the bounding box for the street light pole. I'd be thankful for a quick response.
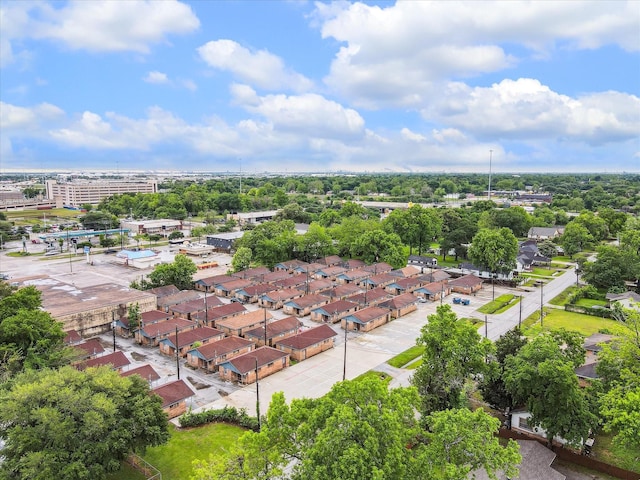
[255,357,260,431]
[111,311,116,352]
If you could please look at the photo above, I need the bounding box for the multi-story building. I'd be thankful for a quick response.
[45,179,157,206]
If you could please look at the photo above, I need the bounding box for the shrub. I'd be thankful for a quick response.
[179,406,259,431]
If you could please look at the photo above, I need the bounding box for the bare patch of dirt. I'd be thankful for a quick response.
[130,352,147,361]
[187,376,211,390]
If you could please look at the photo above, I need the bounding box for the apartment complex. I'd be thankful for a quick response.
[45,179,158,206]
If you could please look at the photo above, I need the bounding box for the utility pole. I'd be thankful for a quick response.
[112,311,116,352]
[488,149,493,200]
[519,295,522,329]
[540,283,544,327]
[176,326,180,380]
[485,314,488,338]
[342,321,348,381]
[255,357,260,431]
[263,307,268,346]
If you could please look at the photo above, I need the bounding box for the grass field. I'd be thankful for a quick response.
[387,345,424,368]
[592,433,640,474]
[575,298,608,308]
[478,294,520,314]
[354,370,392,383]
[106,422,246,480]
[523,308,624,337]
[5,208,83,225]
[549,286,577,306]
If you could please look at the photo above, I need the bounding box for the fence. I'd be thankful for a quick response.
[127,453,162,480]
[498,429,639,480]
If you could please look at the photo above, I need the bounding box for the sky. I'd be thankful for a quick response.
[1,0,639,174]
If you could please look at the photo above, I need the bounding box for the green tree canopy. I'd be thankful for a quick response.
[351,229,406,268]
[0,366,169,480]
[191,378,520,480]
[412,305,493,415]
[561,221,594,258]
[231,246,253,273]
[148,254,197,290]
[467,227,518,274]
[504,331,597,447]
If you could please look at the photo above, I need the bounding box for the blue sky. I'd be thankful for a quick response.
[1,0,639,173]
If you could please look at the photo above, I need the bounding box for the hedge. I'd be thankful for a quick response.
[179,406,259,431]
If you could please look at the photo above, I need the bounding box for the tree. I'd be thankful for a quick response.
[489,207,532,237]
[596,308,640,448]
[560,222,593,258]
[581,244,638,291]
[168,230,184,240]
[274,203,312,224]
[537,239,558,259]
[295,223,336,262]
[467,228,518,274]
[351,230,406,268]
[127,303,141,331]
[504,331,597,447]
[232,246,253,273]
[191,377,520,480]
[0,366,169,480]
[80,211,119,231]
[479,328,528,411]
[148,254,197,290]
[412,305,493,415]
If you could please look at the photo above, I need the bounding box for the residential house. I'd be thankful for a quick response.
[244,316,301,347]
[215,278,254,298]
[310,299,359,324]
[318,255,342,266]
[343,259,366,270]
[510,410,570,447]
[527,226,565,241]
[168,296,223,319]
[275,324,337,361]
[364,262,393,274]
[152,379,195,419]
[218,346,290,384]
[141,309,173,325]
[342,306,390,332]
[336,268,371,285]
[407,255,438,272]
[262,270,292,284]
[380,292,419,318]
[390,266,422,278]
[283,294,330,317]
[274,275,308,290]
[148,284,180,298]
[258,288,305,310]
[314,265,347,281]
[605,291,640,309]
[575,333,614,386]
[231,266,271,281]
[157,290,201,310]
[294,262,325,275]
[121,364,160,384]
[324,283,363,300]
[386,276,428,296]
[274,259,308,273]
[186,336,255,372]
[456,263,514,281]
[360,272,398,290]
[159,326,225,357]
[415,281,452,301]
[215,309,274,337]
[234,283,274,304]
[76,350,130,372]
[194,274,233,292]
[191,302,247,328]
[422,269,450,284]
[472,440,566,480]
[299,278,334,295]
[449,274,483,295]
[135,317,196,346]
[517,240,551,272]
[73,338,105,359]
[64,329,83,345]
[348,287,391,307]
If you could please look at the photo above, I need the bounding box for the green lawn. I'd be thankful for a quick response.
[387,345,424,368]
[523,308,625,337]
[107,422,246,480]
[575,298,608,308]
[354,370,391,383]
[5,208,84,225]
[592,433,640,474]
[478,294,519,314]
[549,286,577,306]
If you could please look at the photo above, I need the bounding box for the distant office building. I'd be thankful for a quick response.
[121,219,182,236]
[45,179,157,206]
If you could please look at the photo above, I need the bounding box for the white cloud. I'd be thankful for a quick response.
[0,102,64,129]
[198,39,313,92]
[230,85,365,139]
[181,79,197,91]
[315,1,639,108]
[0,0,199,63]
[143,71,169,84]
[424,78,640,145]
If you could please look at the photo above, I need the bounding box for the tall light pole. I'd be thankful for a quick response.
[488,149,493,200]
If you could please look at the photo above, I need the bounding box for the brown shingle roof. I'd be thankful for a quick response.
[275,324,337,350]
[215,309,273,330]
[221,346,288,374]
[153,379,195,407]
[262,288,304,302]
[314,299,358,315]
[196,274,233,287]
[216,278,253,292]
[328,284,363,298]
[317,265,347,277]
[380,292,418,309]
[170,296,223,314]
[285,294,330,309]
[319,255,342,266]
[64,329,82,345]
[121,364,160,382]
[141,310,173,323]
[262,271,292,283]
[191,302,246,322]
[349,287,390,305]
[232,266,271,280]
[345,306,389,324]
[449,274,483,288]
[158,290,201,308]
[237,283,275,297]
[161,326,224,349]
[78,350,130,370]
[244,316,301,340]
[192,336,255,359]
[364,262,393,273]
[274,276,308,289]
[391,266,421,278]
[139,317,196,338]
[74,338,105,358]
[148,285,180,298]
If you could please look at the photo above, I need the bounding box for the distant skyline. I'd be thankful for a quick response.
[1,0,639,173]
